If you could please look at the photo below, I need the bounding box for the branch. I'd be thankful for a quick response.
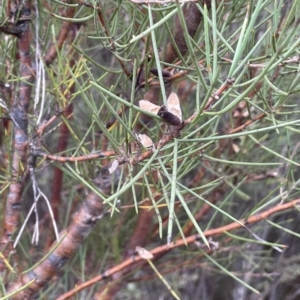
[32,149,115,162]
[6,169,115,299]
[44,6,76,66]
[56,198,300,300]
[229,112,266,134]
[2,0,33,245]
[205,77,235,110]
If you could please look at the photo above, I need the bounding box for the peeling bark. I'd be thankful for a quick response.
[3,0,33,242]
[7,169,114,299]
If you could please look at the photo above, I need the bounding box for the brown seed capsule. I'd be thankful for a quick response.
[157,105,182,127]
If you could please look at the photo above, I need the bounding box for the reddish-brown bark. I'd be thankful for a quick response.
[50,103,73,221]
[57,198,300,300]
[50,24,78,222]
[44,6,76,66]
[7,171,109,299]
[4,0,33,242]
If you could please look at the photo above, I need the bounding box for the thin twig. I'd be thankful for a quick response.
[56,198,300,300]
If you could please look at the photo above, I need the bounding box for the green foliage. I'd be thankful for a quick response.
[1,0,300,299]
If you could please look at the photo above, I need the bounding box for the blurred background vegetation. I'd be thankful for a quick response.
[1,0,300,299]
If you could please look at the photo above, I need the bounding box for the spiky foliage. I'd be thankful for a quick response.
[0,1,300,299]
